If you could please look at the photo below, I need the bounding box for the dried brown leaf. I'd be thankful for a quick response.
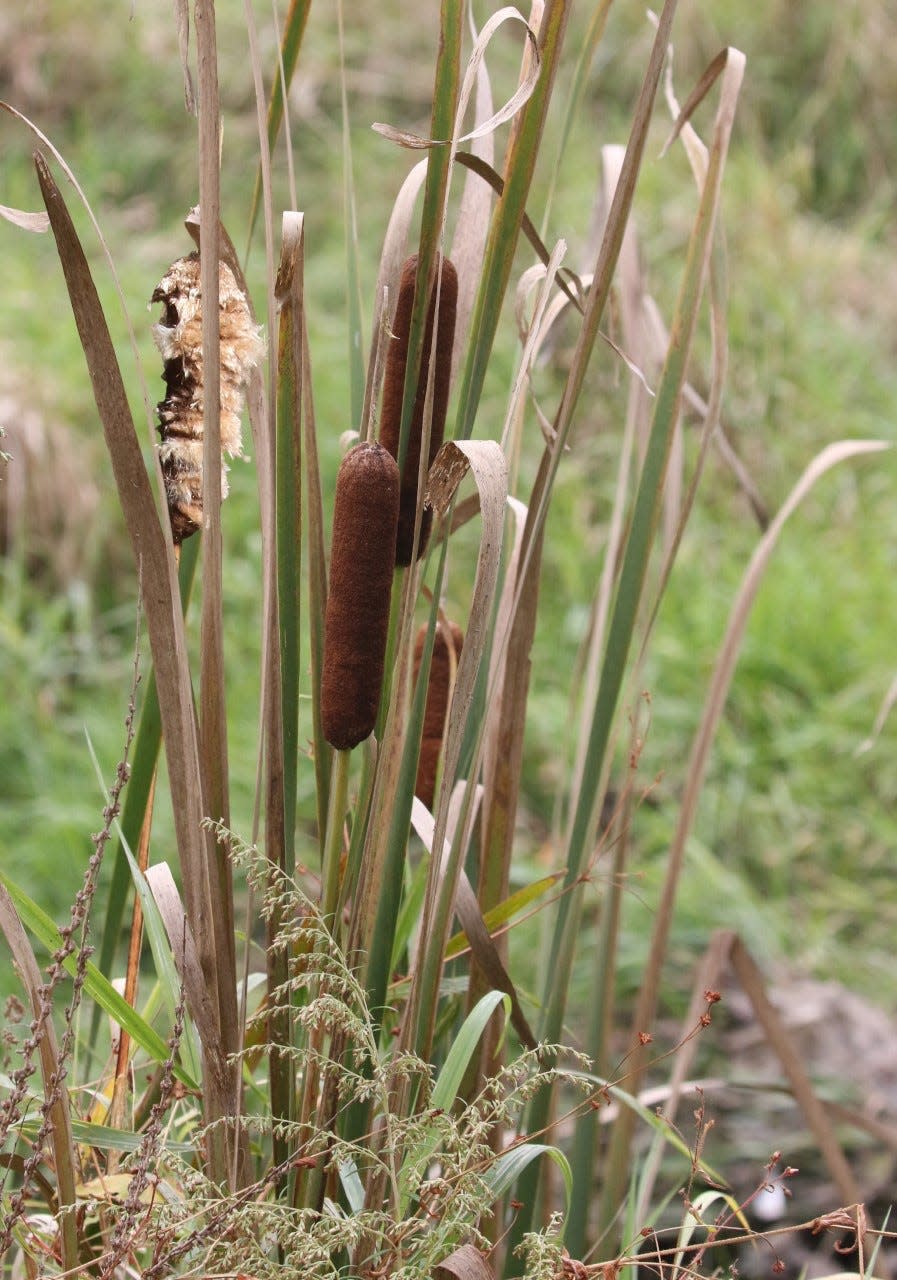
[435,1243,495,1280]
[0,203,48,232]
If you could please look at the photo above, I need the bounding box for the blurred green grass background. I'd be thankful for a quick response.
[1,0,895,1008]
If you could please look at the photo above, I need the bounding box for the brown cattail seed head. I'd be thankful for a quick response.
[321,442,401,750]
[379,253,458,566]
[412,618,464,809]
[151,252,263,542]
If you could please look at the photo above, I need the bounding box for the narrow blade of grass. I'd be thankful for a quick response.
[482,1141,572,1215]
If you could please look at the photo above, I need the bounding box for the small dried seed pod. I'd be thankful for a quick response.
[379,253,458,566]
[151,252,263,542]
[321,442,401,750]
[412,618,464,808]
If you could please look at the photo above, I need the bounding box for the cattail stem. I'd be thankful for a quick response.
[336,739,377,923]
[320,747,351,932]
[374,573,404,743]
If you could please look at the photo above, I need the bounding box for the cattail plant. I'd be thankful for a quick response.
[321,441,400,751]
[413,617,464,810]
[379,253,458,565]
[19,7,890,1280]
[151,251,263,542]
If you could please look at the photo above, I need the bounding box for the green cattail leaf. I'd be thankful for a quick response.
[432,990,509,1111]
[391,850,430,976]
[302,318,332,847]
[358,549,450,1035]
[539,0,614,236]
[93,535,199,1049]
[0,873,200,1091]
[55,1119,195,1156]
[84,732,202,1085]
[453,1,570,443]
[246,0,312,251]
[508,6,727,1256]
[275,212,305,876]
[337,1158,365,1215]
[397,991,509,1213]
[393,0,463,478]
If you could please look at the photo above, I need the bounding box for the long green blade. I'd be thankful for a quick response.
[0,872,200,1091]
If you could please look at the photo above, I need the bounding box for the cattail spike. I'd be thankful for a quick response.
[379,253,458,566]
[151,251,263,542]
[413,618,464,809]
[321,442,401,750]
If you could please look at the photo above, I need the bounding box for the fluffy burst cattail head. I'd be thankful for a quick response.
[379,253,458,566]
[151,252,263,542]
[321,441,401,751]
[413,617,464,809]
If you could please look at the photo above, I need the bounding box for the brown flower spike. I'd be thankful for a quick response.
[151,252,263,542]
[379,253,458,566]
[321,442,401,750]
[412,618,464,809]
